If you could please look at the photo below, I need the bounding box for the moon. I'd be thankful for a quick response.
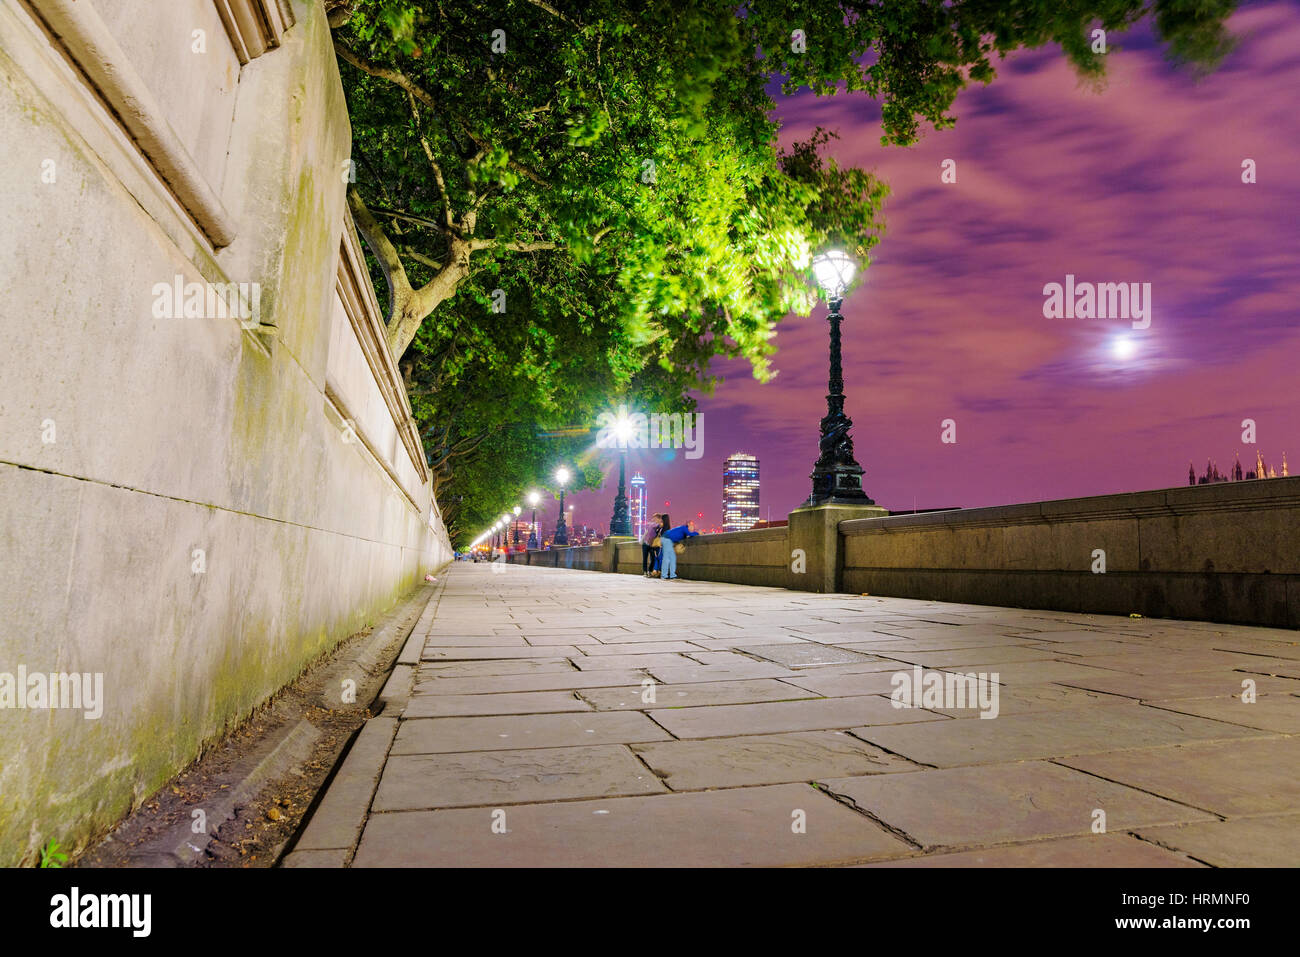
[1112,336,1137,360]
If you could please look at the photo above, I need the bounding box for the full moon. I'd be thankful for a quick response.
[1112,336,1137,360]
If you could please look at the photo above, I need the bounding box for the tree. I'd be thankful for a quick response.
[330,0,1235,546]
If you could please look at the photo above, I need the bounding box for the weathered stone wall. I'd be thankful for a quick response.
[0,0,451,865]
[841,478,1300,628]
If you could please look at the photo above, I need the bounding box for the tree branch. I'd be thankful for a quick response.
[334,38,438,112]
[468,239,559,253]
[348,186,413,322]
[406,90,455,229]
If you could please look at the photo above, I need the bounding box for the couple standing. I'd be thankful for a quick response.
[640,513,699,580]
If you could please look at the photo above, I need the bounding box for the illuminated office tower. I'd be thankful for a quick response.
[722,453,760,532]
[630,472,648,539]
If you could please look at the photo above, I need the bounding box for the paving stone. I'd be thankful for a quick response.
[648,695,947,739]
[1134,815,1300,867]
[414,669,649,695]
[852,703,1264,767]
[403,691,591,718]
[1210,638,1300,660]
[391,711,672,754]
[592,631,704,644]
[857,835,1203,867]
[687,635,813,650]
[417,659,578,679]
[1033,639,1150,657]
[352,784,911,867]
[576,641,706,656]
[372,746,665,810]
[1057,669,1300,701]
[1144,695,1300,733]
[780,672,906,697]
[647,662,802,683]
[928,660,1128,685]
[791,630,911,645]
[744,643,877,668]
[874,646,1061,668]
[633,731,916,789]
[421,645,582,660]
[841,634,1036,652]
[281,848,350,868]
[1079,649,1290,675]
[1058,736,1300,816]
[522,633,601,645]
[819,761,1214,849]
[424,632,537,647]
[926,683,1128,718]
[577,678,817,711]
[570,653,699,671]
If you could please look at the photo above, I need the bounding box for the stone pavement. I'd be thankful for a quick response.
[286,563,1300,867]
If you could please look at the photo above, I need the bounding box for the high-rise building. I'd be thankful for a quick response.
[722,453,760,532]
[630,472,648,539]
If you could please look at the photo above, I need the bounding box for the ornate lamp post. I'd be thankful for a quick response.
[609,410,633,536]
[512,505,522,547]
[527,491,540,549]
[554,467,571,546]
[806,250,873,506]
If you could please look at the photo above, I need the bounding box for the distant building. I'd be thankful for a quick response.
[723,453,760,532]
[1189,451,1288,485]
[630,472,648,539]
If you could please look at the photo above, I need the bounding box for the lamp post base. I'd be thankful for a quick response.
[805,463,874,507]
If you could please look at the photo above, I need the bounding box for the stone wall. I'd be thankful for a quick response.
[0,0,452,865]
[841,478,1300,628]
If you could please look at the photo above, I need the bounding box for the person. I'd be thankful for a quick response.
[658,520,699,580]
[652,513,669,577]
[641,513,663,577]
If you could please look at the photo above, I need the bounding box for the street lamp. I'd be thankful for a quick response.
[554,467,571,546]
[609,409,633,536]
[512,505,522,547]
[807,250,873,505]
[527,491,540,549]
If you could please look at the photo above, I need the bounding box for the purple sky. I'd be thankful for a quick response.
[557,1,1300,535]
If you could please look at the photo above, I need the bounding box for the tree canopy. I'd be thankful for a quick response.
[328,0,1236,546]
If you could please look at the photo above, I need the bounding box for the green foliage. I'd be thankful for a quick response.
[39,839,67,868]
[333,0,1234,546]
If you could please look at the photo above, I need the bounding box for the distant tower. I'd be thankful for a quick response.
[1283,452,1289,478]
[722,453,760,532]
[1256,449,1266,480]
[630,472,647,539]
[1188,462,1196,486]
[1233,453,1243,482]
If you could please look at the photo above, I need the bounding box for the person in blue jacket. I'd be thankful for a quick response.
[658,519,699,580]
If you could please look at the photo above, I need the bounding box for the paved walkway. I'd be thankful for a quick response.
[288,563,1300,867]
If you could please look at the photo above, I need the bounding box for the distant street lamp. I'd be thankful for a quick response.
[609,410,633,536]
[512,505,522,547]
[554,467,571,545]
[806,250,873,506]
[527,491,540,549]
